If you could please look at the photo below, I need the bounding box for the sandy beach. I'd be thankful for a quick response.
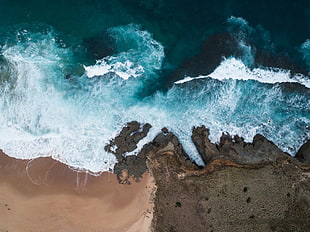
[0,151,155,232]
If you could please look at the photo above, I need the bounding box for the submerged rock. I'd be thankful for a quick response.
[168,33,307,86]
[83,32,116,61]
[168,33,234,83]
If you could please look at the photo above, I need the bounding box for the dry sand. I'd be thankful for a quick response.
[0,151,155,232]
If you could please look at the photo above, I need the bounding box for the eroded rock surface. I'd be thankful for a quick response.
[295,140,310,165]
[148,150,310,232]
[105,121,151,183]
[105,121,152,160]
[191,125,291,165]
[111,125,196,183]
[108,122,310,231]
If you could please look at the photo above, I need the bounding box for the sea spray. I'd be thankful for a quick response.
[0,22,309,172]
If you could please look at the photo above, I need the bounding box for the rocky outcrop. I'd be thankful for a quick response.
[110,122,308,183]
[140,128,193,165]
[191,126,220,164]
[105,121,151,183]
[106,122,310,230]
[191,125,291,165]
[110,125,196,183]
[105,121,151,161]
[295,140,310,165]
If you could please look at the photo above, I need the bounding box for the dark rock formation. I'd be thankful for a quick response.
[295,140,310,165]
[108,122,310,230]
[105,121,151,161]
[105,121,151,183]
[109,123,202,183]
[111,122,308,183]
[254,50,308,75]
[191,125,291,165]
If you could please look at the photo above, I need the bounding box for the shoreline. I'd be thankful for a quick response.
[0,151,155,232]
[1,122,309,231]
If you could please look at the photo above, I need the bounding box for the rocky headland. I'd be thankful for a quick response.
[0,121,309,231]
[109,121,310,232]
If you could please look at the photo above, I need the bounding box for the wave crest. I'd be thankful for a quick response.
[84,24,164,80]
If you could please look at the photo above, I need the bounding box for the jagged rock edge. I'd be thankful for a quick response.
[110,122,310,183]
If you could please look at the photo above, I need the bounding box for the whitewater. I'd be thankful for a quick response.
[0,21,309,173]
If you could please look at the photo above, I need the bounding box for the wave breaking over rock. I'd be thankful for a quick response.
[105,121,309,183]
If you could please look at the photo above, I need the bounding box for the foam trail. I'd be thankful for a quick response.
[85,59,143,79]
[84,24,164,80]
[0,28,118,172]
[175,57,310,88]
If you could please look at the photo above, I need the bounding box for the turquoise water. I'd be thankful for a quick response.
[0,0,309,171]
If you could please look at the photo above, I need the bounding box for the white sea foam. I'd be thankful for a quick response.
[85,59,144,79]
[227,16,256,67]
[0,30,119,172]
[84,24,164,80]
[174,76,206,84]
[0,25,173,172]
[0,25,309,173]
[175,57,310,88]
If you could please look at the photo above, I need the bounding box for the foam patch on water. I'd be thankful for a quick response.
[85,59,143,79]
[84,24,164,80]
[226,16,256,67]
[300,39,310,71]
[176,57,310,88]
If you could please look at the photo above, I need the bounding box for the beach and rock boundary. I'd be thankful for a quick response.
[110,121,310,232]
[0,121,309,231]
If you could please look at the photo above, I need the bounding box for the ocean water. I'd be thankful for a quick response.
[0,0,309,172]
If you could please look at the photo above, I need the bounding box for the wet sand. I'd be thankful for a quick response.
[0,151,155,232]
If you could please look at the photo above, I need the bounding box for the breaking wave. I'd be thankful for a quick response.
[176,57,310,88]
[0,21,309,172]
[84,24,164,80]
